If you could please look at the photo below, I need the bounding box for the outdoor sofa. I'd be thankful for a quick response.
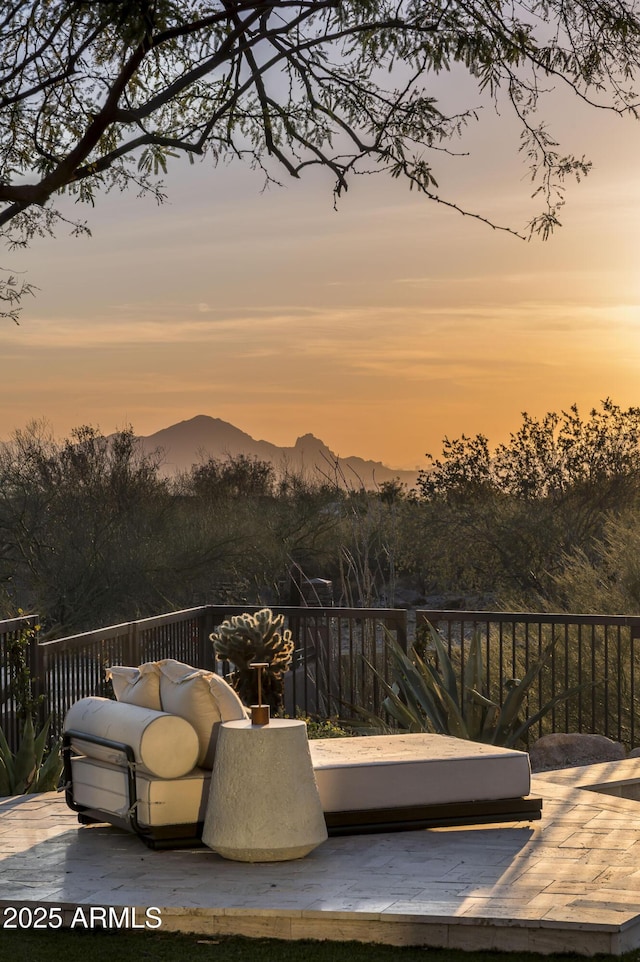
[62,659,541,849]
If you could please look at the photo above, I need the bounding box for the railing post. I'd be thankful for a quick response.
[27,617,47,733]
[396,610,408,653]
[199,606,216,672]
[630,625,640,750]
[125,621,141,667]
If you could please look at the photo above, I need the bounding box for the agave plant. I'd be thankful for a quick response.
[0,715,63,797]
[361,623,594,748]
[210,608,294,712]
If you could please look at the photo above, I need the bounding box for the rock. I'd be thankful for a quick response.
[529,732,626,772]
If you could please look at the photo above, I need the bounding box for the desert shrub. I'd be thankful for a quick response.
[297,715,353,739]
[531,511,640,615]
[359,625,593,748]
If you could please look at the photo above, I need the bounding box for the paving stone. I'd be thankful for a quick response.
[2,787,640,954]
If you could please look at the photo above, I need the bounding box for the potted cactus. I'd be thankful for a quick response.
[210,608,294,713]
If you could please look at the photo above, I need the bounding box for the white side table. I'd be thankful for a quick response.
[202,718,328,861]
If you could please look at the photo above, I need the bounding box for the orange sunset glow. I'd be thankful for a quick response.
[2,91,640,471]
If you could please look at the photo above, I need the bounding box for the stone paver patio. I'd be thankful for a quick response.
[3,772,640,955]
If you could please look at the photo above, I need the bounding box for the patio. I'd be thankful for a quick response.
[3,772,640,955]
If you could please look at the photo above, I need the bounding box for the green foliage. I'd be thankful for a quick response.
[0,421,174,630]
[296,714,353,739]
[211,608,295,712]
[360,625,591,748]
[419,434,493,503]
[4,3,640,318]
[532,510,640,615]
[413,400,640,604]
[0,715,63,797]
[419,400,640,503]
[0,929,616,962]
[188,455,275,500]
[0,614,62,796]
[4,618,45,724]
[0,422,348,631]
[7,399,640,634]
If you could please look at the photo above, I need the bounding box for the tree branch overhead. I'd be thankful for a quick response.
[1,0,640,318]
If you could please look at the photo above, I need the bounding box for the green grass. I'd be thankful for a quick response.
[2,931,640,962]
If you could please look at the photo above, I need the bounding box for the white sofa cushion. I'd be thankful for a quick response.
[309,733,531,812]
[156,659,247,768]
[106,663,162,710]
[70,756,210,827]
[64,697,200,779]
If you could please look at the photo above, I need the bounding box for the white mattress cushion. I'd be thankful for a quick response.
[70,756,210,827]
[309,733,531,812]
[156,659,247,769]
[64,697,200,779]
[106,663,162,710]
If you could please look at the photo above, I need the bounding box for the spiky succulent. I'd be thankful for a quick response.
[0,716,63,797]
[357,624,595,748]
[210,608,294,712]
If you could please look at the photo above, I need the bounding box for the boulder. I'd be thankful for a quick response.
[529,732,626,772]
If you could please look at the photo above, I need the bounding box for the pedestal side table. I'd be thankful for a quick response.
[202,718,328,862]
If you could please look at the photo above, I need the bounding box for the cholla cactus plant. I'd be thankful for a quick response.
[210,608,294,712]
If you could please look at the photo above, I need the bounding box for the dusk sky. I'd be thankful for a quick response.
[2,71,640,471]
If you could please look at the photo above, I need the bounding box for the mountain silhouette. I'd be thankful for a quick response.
[138,415,418,489]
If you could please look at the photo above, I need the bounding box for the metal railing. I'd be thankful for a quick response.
[418,610,640,748]
[272,605,407,719]
[21,605,407,738]
[31,607,217,739]
[0,613,40,748]
[6,605,640,750]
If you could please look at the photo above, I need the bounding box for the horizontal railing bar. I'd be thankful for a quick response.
[208,605,405,619]
[418,610,640,628]
[37,605,405,654]
[0,614,39,633]
[37,606,211,651]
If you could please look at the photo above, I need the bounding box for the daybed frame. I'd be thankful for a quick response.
[63,730,542,850]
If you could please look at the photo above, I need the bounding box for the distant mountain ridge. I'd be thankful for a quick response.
[138,415,419,489]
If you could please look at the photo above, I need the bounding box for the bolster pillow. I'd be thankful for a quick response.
[63,697,200,779]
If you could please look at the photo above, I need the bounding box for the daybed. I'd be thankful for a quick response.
[62,659,542,849]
